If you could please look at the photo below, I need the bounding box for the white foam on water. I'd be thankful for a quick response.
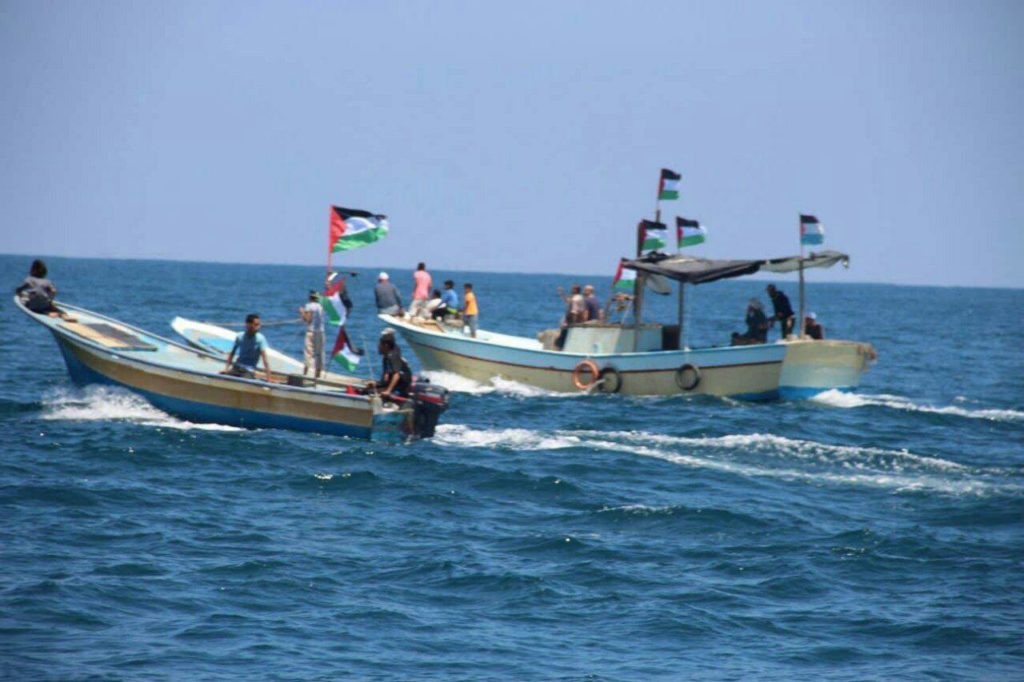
[811,390,1024,422]
[569,430,971,473]
[314,473,334,481]
[41,387,244,432]
[436,424,1020,497]
[420,371,581,399]
[433,423,582,451]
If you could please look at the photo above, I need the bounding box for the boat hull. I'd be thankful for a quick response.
[17,299,411,440]
[778,339,875,399]
[387,317,786,400]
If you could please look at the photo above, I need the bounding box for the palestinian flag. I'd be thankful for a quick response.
[320,279,348,326]
[330,326,362,371]
[329,206,389,253]
[641,219,668,252]
[612,259,636,292]
[658,168,681,200]
[800,214,824,246]
[676,217,707,248]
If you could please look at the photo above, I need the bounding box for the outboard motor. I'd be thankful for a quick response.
[409,377,450,438]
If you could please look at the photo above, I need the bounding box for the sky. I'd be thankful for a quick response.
[1,0,1021,287]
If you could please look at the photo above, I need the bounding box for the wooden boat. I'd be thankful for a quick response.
[386,251,875,399]
[16,297,448,439]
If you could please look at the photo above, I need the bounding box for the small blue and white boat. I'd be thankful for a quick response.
[16,297,448,440]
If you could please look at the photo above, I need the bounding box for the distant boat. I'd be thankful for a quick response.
[16,297,448,439]
[385,251,875,399]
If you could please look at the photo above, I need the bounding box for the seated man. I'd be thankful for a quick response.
[222,313,273,381]
[745,298,768,344]
[804,312,825,340]
[375,331,412,399]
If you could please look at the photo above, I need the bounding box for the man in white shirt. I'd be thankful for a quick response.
[299,290,326,377]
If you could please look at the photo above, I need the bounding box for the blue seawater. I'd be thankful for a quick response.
[1,254,1022,680]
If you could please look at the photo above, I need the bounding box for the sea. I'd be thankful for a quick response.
[1,254,1022,681]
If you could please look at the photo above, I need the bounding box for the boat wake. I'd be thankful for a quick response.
[810,390,1024,422]
[40,386,244,432]
[420,371,581,399]
[433,424,1021,497]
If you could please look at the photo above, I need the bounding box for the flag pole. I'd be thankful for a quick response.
[798,215,806,338]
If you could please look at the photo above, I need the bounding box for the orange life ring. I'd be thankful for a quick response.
[572,360,600,391]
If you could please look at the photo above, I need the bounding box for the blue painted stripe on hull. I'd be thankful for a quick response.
[53,334,375,439]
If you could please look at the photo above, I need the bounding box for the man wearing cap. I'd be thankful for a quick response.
[804,312,825,340]
[299,290,326,377]
[582,284,603,322]
[374,271,404,316]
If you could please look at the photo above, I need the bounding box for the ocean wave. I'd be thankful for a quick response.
[811,390,1024,422]
[40,386,244,432]
[433,423,583,450]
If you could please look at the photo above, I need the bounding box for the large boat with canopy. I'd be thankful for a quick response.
[383,249,874,399]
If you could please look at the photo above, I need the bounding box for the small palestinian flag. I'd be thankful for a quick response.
[321,278,348,326]
[658,168,681,201]
[641,219,668,252]
[612,259,636,292]
[330,326,362,371]
[329,206,389,253]
[800,214,824,246]
[676,217,707,248]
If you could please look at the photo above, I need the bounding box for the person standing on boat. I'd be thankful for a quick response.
[376,330,412,399]
[582,284,603,322]
[745,298,769,343]
[440,279,459,319]
[462,283,479,338]
[223,314,273,381]
[410,262,432,317]
[299,290,326,377]
[554,284,584,349]
[766,285,795,339]
[804,312,825,340]
[375,272,404,316]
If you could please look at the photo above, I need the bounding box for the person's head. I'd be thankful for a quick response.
[245,313,261,332]
[379,271,389,282]
[417,262,426,271]
[748,298,762,310]
[806,312,817,323]
[444,279,454,289]
[464,283,473,291]
[571,284,581,294]
[766,284,777,296]
[432,289,441,298]
[308,290,319,302]
[378,332,396,352]
[30,259,47,278]
[583,285,594,296]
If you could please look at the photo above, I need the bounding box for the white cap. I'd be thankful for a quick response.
[379,271,389,280]
[807,312,817,320]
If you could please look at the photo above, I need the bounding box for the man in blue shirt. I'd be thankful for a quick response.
[440,279,459,319]
[223,313,273,381]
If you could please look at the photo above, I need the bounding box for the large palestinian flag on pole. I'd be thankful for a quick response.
[800,214,824,246]
[320,278,348,326]
[330,326,362,372]
[329,206,389,253]
[658,168,681,200]
[676,216,707,248]
[612,259,636,292]
[641,220,668,252]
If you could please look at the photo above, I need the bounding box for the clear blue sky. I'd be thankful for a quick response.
[1,1,1021,287]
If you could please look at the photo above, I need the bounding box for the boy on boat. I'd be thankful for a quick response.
[223,314,273,381]
[374,330,412,400]
[766,285,795,339]
[440,280,459,319]
[15,259,74,321]
[462,283,478,338]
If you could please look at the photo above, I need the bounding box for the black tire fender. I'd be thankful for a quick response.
[675,363,701,391]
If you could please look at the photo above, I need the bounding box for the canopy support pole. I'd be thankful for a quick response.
[633,220,646,351]
[677,283,685,349]
[798,215,806,338]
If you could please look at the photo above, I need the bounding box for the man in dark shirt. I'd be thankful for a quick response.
[376,331,412,399]
[804,312,825,340]
[766,285,795,339]
[582,284,603,322]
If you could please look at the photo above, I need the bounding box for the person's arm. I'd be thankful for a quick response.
[223,341,238,373]
[556,286,569,304]
[381,370,401,397]
[261,349,272,382]
[300,306,311,323]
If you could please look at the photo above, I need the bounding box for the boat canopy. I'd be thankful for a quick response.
[622,250,850,285]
